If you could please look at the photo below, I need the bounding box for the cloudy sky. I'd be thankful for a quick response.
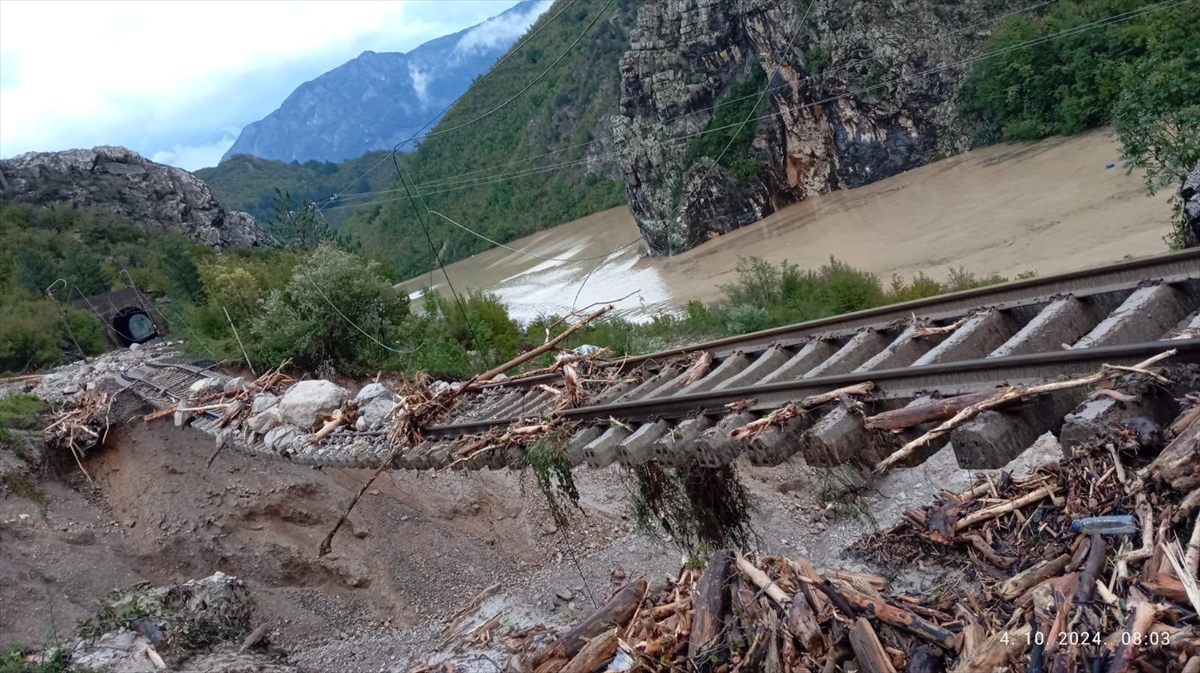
[0,0,534,170]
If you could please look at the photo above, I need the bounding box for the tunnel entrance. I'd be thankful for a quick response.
[111,307,158,346]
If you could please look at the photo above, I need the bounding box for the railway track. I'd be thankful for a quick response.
[121,249,1200,474]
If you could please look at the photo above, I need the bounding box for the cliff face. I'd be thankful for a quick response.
[614,0,1019,254]
[0,146,271,248]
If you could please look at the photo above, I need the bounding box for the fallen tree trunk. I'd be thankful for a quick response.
[689,551,734,671]
[557,628,618,673]
[864,392,996,432]
[531,577,646,669]
[999,554,1071,601]
[475,304,612,383]
[829,584,958,650]
[1148,413,1200,491]
[849,617,897,673]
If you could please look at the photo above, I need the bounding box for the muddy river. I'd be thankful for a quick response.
[400,129,1174,322]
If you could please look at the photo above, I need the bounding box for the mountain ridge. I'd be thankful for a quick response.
[222,0,552,164]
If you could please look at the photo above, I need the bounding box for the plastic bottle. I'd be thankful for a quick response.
[1070,515,1138,536]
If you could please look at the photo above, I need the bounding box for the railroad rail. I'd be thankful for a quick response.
[119,250,1200,474]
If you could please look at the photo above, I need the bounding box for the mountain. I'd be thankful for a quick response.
[196,151,392,229]
[0,146,269,248]
[221,0,554,164]
[335,0,637,280]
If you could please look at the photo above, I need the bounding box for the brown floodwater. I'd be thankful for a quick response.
[400,128,1174,322]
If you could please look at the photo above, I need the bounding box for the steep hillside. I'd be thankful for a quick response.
[336,0,637,280]
[222,1,553,163]
[195,151,391,228]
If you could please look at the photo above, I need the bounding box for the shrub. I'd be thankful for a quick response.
[425,289,518,362]
[250,245,410,374]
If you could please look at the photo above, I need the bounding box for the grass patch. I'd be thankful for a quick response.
[3,474,49,519]
[0,394,46,425]
[0,644,97,673]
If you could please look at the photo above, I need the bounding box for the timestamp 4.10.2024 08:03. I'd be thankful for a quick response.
[1003,630,1172,647]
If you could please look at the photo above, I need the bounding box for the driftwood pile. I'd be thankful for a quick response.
[502,396,1200,673]
[43,390,117,483]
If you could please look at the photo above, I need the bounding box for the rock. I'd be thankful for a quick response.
[1181,162,1200,248]
[0,146,270,248]
[128,343,141,351]
[188,378,223,396]
[354,382,392,404]
[61,384,80,395]
[251,393,279,414]
[264,425,301,451]
[357,397,394,431]
[70,630,159,672]
[223,376,247,394]
[616,0,987,254]
[277,380,348,428]
[555,588,574,601]
[246,407,281,434]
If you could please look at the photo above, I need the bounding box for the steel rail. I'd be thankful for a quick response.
[429,337,1200,435]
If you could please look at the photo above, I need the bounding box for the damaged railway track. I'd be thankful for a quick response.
[118,249,1200,476]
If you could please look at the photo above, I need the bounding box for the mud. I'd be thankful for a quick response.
[402,128,1172,322]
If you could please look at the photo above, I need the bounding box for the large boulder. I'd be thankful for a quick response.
[1181,162,1200,248]
[277,380,349,428]
[0,146,270,248]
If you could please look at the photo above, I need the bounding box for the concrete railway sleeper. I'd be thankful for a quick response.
[112,254,1200,477]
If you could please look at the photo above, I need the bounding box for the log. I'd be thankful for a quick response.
[1074,535,1106,604]
[825,569,888,593]
[904,644,944,673]
[557,628,618,673]
[1148,412,1200,491]
[831,584,957,650]
[531,577,646,669]
[689,551,734,671]
[955,486,1058,532]
[475,305,612,383]
[1106,600,1159,673]
[948,626,1030,673]
[999,555,1071,601]
[848,617,897,673]
[736,553,791,607]
[864,392,996,432]
[786,583,822,652]
[789,558,830,617]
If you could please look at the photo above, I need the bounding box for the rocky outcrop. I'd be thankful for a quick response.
[0,146,270,248]
[615,0,1024,254]
[1182,163,1200,248]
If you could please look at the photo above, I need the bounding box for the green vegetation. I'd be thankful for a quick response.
[194,151,392,228]
[3,474,49,519]
[684,62,768,183]
[959,0,1196,144]
[1,645,97,673]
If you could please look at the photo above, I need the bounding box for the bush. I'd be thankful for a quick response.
[250,245,410,374]
[425,289,519,363]
[64,307,107,357]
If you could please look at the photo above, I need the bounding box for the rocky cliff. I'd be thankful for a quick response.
[223,0,551,164]
[0,146,270,248]
[1182,163,1200,249]
[614,0,1028,254]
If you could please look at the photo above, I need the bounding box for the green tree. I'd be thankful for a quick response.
[14,248,58,294]
[162,247,207,304]
[61,246,111,296]
[1113,56,1200,195]
[250,245,410,373]
[269,188,331,250]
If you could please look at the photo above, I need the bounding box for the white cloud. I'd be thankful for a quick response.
[151,131,240,171]
[408,63,432,104]
[0,1,523,163]
[456,0,553,54]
